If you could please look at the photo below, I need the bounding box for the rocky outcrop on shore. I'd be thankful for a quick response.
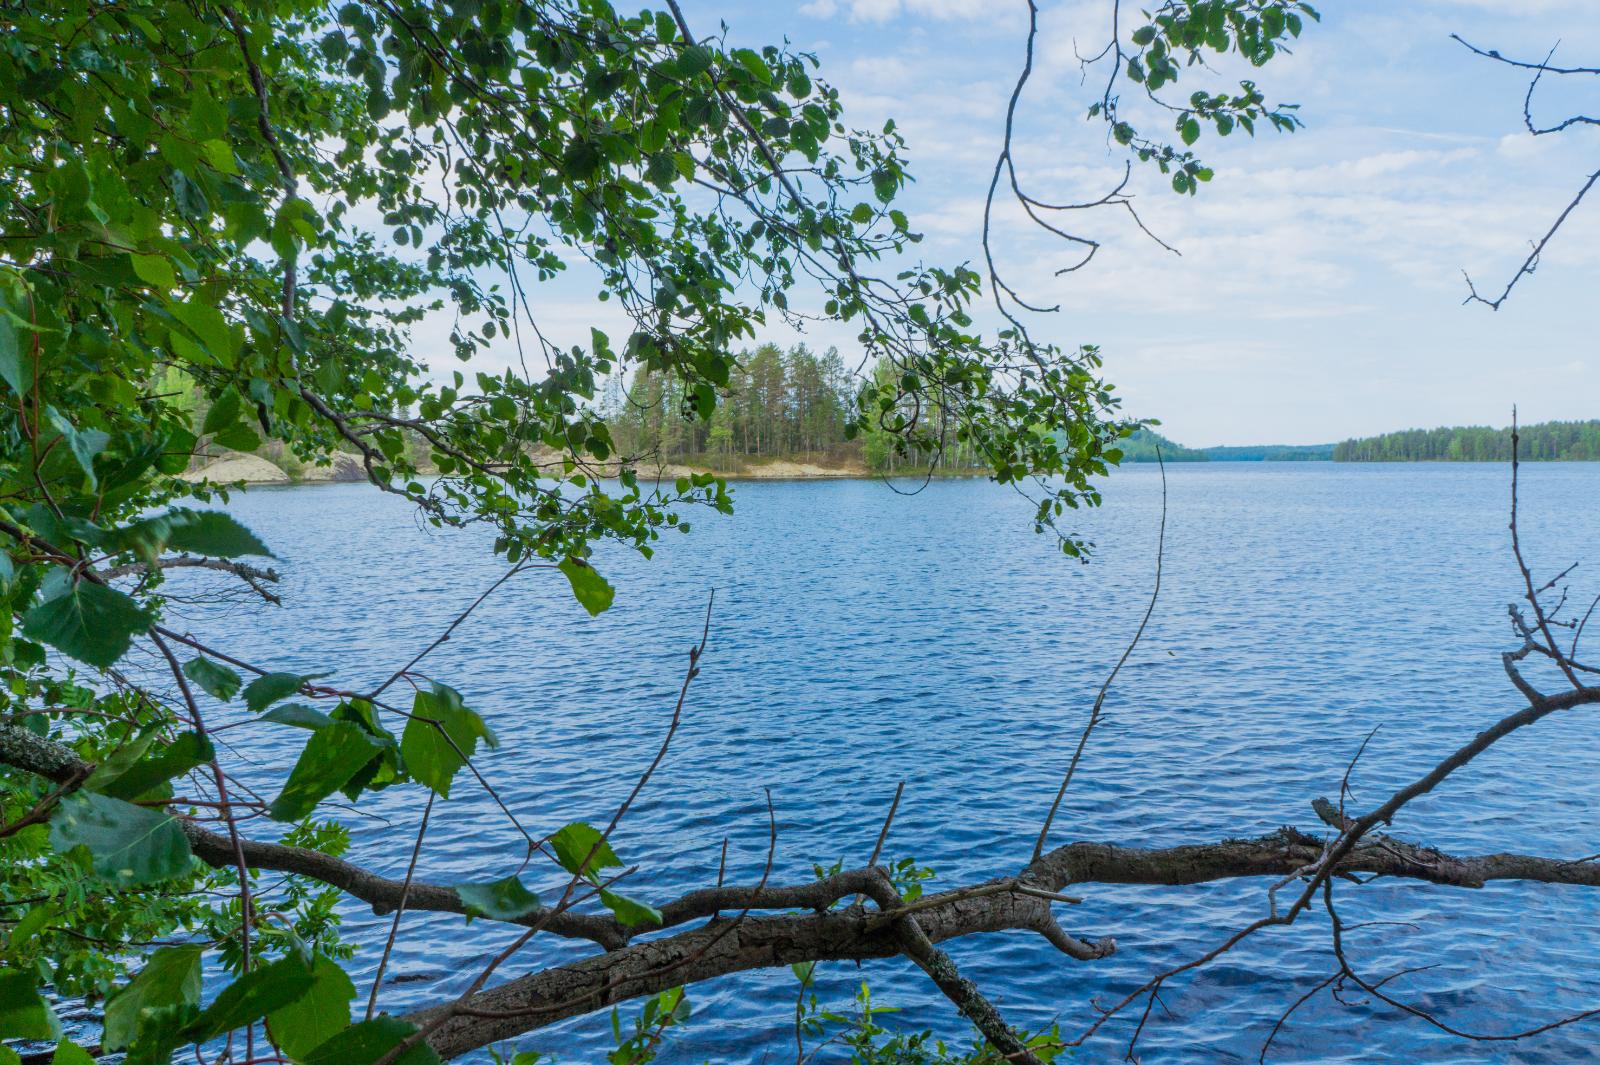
[180,451,368,485]
[180,453,291,485]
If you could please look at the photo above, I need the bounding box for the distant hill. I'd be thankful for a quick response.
[1203,443,1335,461]
[1115,419,1600,465]
[1333,420,1600,462]
[1117,429,1210,462]
[1118,429,1332,463]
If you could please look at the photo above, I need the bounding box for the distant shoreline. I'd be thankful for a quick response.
[180,448,1600,489]
[179,450,993,487]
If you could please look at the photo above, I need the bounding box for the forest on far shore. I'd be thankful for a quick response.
[1332,420,1600,461]
[1118,422,1600,463]
[603,342,986,472]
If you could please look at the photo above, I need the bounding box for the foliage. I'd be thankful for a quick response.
[1333,420,1600,462]
[792,978,1065,1065]
[1092,1,1320,195]
[0,0,1310,1062]
[607,344,987,472]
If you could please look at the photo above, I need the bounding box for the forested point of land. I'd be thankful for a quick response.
[1333,420,1600,462]
[603,342,987,473]
[1116,428,1209,461]
[1118,430,1334,462]
[1121,424,1600,465]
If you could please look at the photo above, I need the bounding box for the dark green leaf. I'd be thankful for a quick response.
[266,954,355,1059]
[558,557,614,616]
[102,946,202,1051]
[22,570,153,668]
[548,822,621,882]
[49,792,192,885]
[302,1017,441,1065]
[44,408,108,489]
[164,511,273,558]
[183,657,242,701]
[123,1002,198,1065]
[200,387,242,436]
[455,877,542,921]
[399,684,496,798]
[0,311,26,396]
[213,422,262,452]
[243,671,319,713]
[92,732,214,802]
[268,722,383,821]
[0,970,58,1040]
[49,1041,97,1065]
[260,703,334,730]
[599,889,661,929]
[186,955,315,1041]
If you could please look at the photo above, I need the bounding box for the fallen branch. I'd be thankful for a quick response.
[9,702,1600,1060]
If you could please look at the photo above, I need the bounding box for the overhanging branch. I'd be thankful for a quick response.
[7,718,1600,1060]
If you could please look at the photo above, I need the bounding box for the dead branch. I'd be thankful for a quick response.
[7,719,1600,1058]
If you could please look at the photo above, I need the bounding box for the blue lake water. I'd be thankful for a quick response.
[170,462,1600,1063]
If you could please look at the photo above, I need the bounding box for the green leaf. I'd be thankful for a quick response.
[186,955,316,1042]
[0,309,25,396]
[599,889,661,929]
[213,422,262,452]
[732,48,771,84]
[49,1041,96,1065]
[131,254,177,289]
[677,45,713,77]
[103,946,203,1051]
[1180,116,1201,146]
[6,905,52,951]
[399,684,496,798]
[183,657,242,701]
[123,1003,197,1065]
[201,386,242,436]
[22,571,153,668]
[173,302,234,362]
[455,877,542,921]
[558,557,614,616]
[164,510,273,558]
[91,731,214,802]
[0,969,58,1040]
[201,139,239,175]
[260,702,334,730]
[548,822,621,882]
[243,671,318,712]
[44,408,108,489]
[49,792,192,885]
[266,954,355,1060]
[268,722,383,822]
[302,1016,441,1065]
[82,725,162,794]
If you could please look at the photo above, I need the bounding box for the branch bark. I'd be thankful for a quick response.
[6,720,1600,1060]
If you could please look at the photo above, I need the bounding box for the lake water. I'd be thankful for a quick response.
[169,462,1600,1063]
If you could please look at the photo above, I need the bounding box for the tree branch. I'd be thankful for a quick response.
[9,700,1600,1060]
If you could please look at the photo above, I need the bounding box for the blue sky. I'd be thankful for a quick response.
[444,1,1600,447]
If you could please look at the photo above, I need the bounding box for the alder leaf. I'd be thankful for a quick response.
[22,570,153,668]
[558,557,614,616]
[49,792,192,885]
[455,877,542,922]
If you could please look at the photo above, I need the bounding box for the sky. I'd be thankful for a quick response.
[449,1,1600,447]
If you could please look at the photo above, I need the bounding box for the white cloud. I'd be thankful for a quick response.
[801,0,1021,24]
